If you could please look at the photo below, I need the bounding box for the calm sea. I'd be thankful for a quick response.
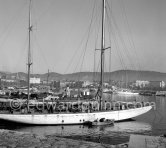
[0,94,166,145]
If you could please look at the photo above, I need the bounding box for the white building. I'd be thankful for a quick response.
[30,77,40,84]
[82,81,92,87]
[135,80,150,88]
[160,81,165,88]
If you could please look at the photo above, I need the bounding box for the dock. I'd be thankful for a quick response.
[128,134,166,148]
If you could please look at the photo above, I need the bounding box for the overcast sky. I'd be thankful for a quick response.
[0,0,165,74]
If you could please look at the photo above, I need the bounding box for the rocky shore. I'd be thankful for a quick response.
[0,129,128,148]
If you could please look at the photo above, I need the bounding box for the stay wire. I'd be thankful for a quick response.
[106,10,126,71]
[119,0,142,82]
[106,1,127,71]
[106,2,129,70]
[94,4,102,82]
[33,31,50,72]
[77,0,97,80]
[119,0,142,71]
[64,1,98,75]
[0,2,27,52]
[108,4,136,74]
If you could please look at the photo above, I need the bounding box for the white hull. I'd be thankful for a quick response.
[0,106,152,125]
[117,91,139,95]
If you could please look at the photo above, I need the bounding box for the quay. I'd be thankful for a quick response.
[128,134,166,148]
[0,129,128,148]
[0,129,166,148]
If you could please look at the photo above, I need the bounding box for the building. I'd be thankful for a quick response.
[30,77,40,84]
[135,80,150,88]
[149,81,165,88]
[82,81,92,87]
[135,80,165,89]
[53,81,60,89]
[160,81,165,88]
[38,85,50,92]
[0,78,17,87]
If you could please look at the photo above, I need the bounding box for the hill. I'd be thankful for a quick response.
[63,70,166,82]
[0,70,166,82]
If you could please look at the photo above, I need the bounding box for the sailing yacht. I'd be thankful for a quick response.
[0,0,152,125]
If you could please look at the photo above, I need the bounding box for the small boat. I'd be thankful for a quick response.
[116,89,139,95]
[103,88,113,94]
[91,118,114,126]
[155,91,166,97]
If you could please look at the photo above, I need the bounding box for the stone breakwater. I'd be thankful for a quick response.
[0,129,128,148]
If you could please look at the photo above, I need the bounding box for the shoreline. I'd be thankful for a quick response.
[0,129,128,148]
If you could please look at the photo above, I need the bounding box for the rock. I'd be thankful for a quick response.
[0,129,125,148]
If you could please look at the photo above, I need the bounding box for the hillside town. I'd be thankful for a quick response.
[0,72,166,98]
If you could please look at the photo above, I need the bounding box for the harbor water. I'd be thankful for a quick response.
[0,94,166,145]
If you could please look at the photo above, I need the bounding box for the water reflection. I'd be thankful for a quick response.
[0,120,152,145]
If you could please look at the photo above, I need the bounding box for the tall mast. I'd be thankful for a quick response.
[47,69,49,85]
[100,0,106,110]
[27,0,32,112]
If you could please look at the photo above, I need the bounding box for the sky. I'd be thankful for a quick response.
[0,0,165,74]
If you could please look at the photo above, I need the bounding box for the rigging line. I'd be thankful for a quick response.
[119,9,141,77]
[113,3,135,69]
[119,0,134,50]
[32,31,50,71]
[106,0,112,81]
[0,2,28,52]
[13,32,29,72]
[64,0,97,74]
[109,9,135,71]
[106,8,126,71]
[94,0,103,50]
[58,4,88,61]
[106,3,127,71]
[112,17,135,70]
[93,52,99,83]
[93,52,100,84]
[119,0,142,71]
[64,20,95,74]
[93,51,96,82]
[0,1,27,41]
[94,6,102,82]
[72,32,93,74]
[106,1,135,70]
[113,29,127,71]
[64,33,86,74]
[96,57,101,83]
[66,1,97,74]
[66,1,100,75]
[78,0,96,78]
[118,0,142,81]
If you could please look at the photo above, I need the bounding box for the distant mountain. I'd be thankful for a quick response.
[1,70,166,82]
[63,70,166,82]
[109,70,166,82]
[12,72,63,81]
[35,72,63,81]
[0,71,11,76]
